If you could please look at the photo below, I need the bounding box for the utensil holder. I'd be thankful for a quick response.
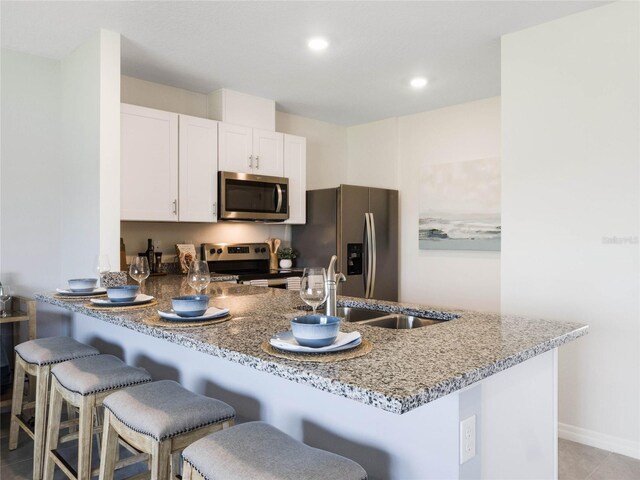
[269,253,278,271]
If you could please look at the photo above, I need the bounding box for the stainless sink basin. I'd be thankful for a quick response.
[294,305,451,328]
[359,314,443,329]
[295,305,388,322]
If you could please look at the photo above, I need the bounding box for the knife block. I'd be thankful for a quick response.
[269,253,278,271]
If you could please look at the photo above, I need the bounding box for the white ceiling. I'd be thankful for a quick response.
[1,1,607,125]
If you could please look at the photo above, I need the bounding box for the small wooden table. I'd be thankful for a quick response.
[0,295,36,409]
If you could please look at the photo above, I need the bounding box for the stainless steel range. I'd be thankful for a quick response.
[201,243,302,287]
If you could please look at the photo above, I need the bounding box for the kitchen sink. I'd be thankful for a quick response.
[359,314,443,329]
[295,305,388,322]
[294,305,452,328]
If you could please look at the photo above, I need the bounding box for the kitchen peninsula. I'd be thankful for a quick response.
[37,276,587,479]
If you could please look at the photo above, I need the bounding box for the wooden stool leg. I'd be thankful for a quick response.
[42,380,64,480]
[77,395,96,480]
[93,405,103,452]
[32,365,51,480]
[182,462,193,480]
[150,440,171,480]
[8,356,26,450]
[98,410,119,480]
[170,451,181,479]
[67,403,77,434]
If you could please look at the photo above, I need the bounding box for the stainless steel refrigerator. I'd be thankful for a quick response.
[292,185,398,301]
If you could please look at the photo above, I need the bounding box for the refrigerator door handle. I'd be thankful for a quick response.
[369,212,377,298]
[362,213,369,297]
[365,213,374,298]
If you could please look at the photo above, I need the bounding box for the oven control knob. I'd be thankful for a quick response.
[254,247,260,253]
[216,249,223,254]
[260,247,266,253]
[209,249,215,255]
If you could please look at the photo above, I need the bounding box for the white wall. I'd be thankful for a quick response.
[345,98,502,312]
[59,30,121,279]
[1,32,121,336]
[347,118,398,190]
[121,75,208,117]
[502,1,639,458]
[276,111,348,190]
[0,49,67,336]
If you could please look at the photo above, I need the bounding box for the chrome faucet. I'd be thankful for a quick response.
[326,255,346,316]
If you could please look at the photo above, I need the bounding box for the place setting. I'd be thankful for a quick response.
[261,267,372,362]
[84,255,158,310]
[56,278,107,299]
[55,254,120,299]
[149,260,231,327]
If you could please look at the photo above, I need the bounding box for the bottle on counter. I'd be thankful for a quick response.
[120,238,127,271]
[145,238,155,274]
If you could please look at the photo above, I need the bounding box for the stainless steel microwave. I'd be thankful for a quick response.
[218,171,289,221]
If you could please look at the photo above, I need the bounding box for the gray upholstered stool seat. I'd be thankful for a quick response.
[43,354,152,480]
[15,336,100,366]
[103,380,235,441]
[51,354,151,396]
[99,380,236,480]
[181,421,368,480]
[9,337,99,480]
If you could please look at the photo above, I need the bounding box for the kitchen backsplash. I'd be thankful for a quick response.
[121,221,292,264]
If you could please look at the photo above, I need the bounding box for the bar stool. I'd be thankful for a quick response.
[99,380,236,480]
[9,337,100,480]
[181,421,368,480]
[43,354,152,480]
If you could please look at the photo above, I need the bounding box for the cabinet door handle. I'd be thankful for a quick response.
[172,199,177,215]
[213,202,217,217]
[255,155,260,169]
[249,155,253,168]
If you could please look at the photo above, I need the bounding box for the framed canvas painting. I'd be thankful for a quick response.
[419,157,501,251]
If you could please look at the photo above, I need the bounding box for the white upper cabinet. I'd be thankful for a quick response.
[218,123,284,177]
[252,129,284,177]
[283,134,307,224]
[179,115,219,222]
[207,89,275,131]
[218,123,253,174]
[121,104,179,221]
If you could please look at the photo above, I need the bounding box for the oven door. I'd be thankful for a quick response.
[219,171,289,221]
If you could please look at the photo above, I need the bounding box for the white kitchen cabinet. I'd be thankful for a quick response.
[179,115,219,222]
[252,129,284,176]
[218,123,253,174]
[218,122,284,177]
[121,105,219,223]
[283,134,306,224]
[121,104,178,221]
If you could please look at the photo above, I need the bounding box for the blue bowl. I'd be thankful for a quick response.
[291,315,340,348]
[171,295,209,318]
[68,278,98,293]
[107,285,139,302]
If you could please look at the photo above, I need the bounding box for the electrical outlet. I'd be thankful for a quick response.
[460,415,476,464]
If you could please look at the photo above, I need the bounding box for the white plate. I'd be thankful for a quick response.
[269,331,362,354]
[56,287,106,296]
[158,306,230,322]
[90,294,154,307]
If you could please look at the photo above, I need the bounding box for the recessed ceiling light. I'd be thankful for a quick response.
[308,37,329,51]
[410,77,428,88]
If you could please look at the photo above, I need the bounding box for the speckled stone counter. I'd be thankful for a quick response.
[37,276,587,415]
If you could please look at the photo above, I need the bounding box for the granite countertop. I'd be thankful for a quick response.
[37,275,588,414]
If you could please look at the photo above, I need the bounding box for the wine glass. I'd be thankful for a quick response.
[0,285,12,318]
[187,260,211,295]
[129,257,150,293]
[299,268,328,315]
[95,254,111,286]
